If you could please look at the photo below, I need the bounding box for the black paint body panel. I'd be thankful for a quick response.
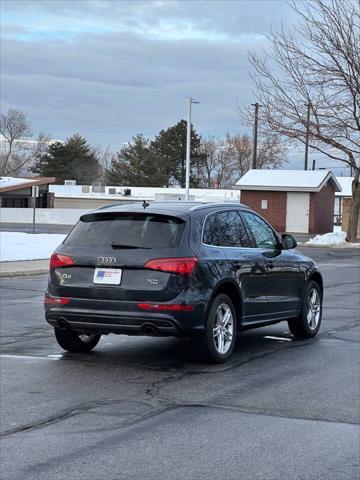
[45,202,322,337]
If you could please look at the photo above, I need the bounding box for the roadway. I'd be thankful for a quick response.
[0,246,359,479]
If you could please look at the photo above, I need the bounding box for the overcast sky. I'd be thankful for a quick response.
[0,0,351,174]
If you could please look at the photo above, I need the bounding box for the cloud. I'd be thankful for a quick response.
[1,0,302,155]
[2,1,291,40]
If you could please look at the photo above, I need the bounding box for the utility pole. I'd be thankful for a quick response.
[185,97,200,201]
[304,101,311,171]
[312,159,316,171]
[251,102,260,169]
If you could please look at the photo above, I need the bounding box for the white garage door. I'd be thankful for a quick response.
[286,192,309,233]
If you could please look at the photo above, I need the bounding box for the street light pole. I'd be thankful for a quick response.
[185,97,199,201]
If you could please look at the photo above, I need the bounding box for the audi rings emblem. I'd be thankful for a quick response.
[98,256,117,264]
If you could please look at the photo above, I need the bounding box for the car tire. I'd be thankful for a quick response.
[288,281,322,339]
[54,328,101,353]
[191,294,237,363]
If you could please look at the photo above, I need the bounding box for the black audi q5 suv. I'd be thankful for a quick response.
[45,202,323,363]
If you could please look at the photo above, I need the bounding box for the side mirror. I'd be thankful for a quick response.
[281,233,297,249]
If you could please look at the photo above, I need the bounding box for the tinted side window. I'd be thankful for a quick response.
[203,211,251,247]
[242,212,278,249]
[217,211,251,247]
[203,213,220,246]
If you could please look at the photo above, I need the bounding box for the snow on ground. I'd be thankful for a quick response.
[306,231,347,245]
[0,232,66,262]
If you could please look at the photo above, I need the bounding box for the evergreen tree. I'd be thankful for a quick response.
[152,119,205,187]
[105,134,159,186]
[32,134,101,184]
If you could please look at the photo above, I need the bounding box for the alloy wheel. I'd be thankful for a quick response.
[213,303,234,354]
[307,288,321,330]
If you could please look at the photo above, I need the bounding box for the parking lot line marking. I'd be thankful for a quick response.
[263,336,293,342]
[318,263,358,267]
[1,301,43,305]
[0,354,59,361]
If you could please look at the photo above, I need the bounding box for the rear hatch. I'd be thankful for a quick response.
[50,211,194,302]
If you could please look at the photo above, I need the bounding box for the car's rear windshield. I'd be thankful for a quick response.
[64,213,185,249]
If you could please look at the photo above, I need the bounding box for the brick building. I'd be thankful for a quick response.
[0,177,55,208]
[235,170,341,234]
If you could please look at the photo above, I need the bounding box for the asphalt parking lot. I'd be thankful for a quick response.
[0,246,359,480]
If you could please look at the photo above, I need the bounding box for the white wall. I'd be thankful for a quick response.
[50,184,241,201]
[0,208,90,225]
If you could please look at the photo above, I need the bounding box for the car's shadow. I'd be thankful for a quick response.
[57,325,298,373]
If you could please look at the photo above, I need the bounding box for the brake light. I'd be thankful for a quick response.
[144,257,198,277]
[44,293,70,305]
[137,303,193,312]
[50,253,75,268]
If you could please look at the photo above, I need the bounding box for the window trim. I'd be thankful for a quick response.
[201,209,253,249]
[240,211,281,250]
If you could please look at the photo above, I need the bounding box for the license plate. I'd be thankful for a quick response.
[93,268,122,285]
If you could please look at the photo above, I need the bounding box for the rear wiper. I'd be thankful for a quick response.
[111,243,150,249]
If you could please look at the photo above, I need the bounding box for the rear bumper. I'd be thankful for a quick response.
[45,297,206,337]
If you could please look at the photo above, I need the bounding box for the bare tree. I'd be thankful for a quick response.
[199,138,223,187]
[0,131,52,177]
[226,134,251,180]
[0,108,31,175]
[94,145,115,183]
[199,134,286,188]
[257,134,287,170]
[213,138,237,188]
[226,133,286,179]
[199,137,237,188]
[240,0,360,241]
[0,109,52,176]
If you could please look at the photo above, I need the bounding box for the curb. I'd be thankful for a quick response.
[0,269,49,278]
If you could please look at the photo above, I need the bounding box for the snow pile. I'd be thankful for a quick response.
[0,177,33,188]
[306,231,347,246]
[0,232,66,261]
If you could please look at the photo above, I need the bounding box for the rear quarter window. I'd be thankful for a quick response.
[64,213,185,248]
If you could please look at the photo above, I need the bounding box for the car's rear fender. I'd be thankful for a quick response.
[203,279,243,329]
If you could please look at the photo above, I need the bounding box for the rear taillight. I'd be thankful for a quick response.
[44,293,70,305]
[50,253,75,269]
[137,303,193,312]
[144,257,198,277]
